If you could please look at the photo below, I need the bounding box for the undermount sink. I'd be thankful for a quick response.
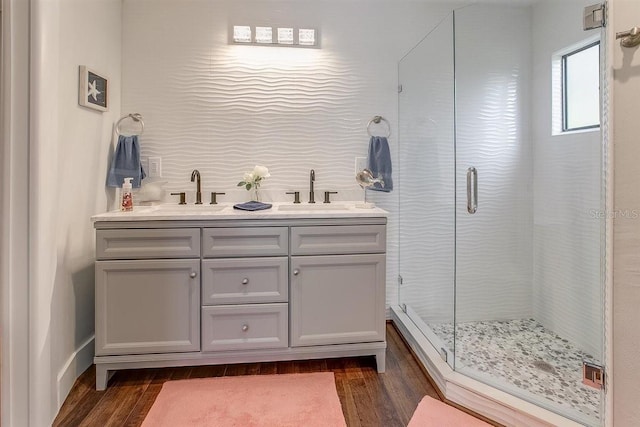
[152,204,227,214]
[278,204,350,211]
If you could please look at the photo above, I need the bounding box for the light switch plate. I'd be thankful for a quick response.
[148,156,162,178]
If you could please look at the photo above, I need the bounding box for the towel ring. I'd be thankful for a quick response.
[116,113,145,136]
[367,115,391,138]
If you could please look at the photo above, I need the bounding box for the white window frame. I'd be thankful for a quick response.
[551,35,601,136]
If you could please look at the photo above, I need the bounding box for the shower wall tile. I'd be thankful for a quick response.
[121,0,457,308]
[531,0,603,360]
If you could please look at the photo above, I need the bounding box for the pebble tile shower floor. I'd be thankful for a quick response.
[429,318,601,422]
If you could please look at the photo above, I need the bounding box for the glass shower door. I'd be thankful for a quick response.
[398,14,455,368]
[453,3,604,425]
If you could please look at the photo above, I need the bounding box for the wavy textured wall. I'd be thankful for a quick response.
[531,0,603,360]
[122,0,457,308]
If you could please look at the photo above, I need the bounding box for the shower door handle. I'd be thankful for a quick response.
[466,167,478,214]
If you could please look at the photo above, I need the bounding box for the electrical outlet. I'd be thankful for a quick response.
[148,156,162,178]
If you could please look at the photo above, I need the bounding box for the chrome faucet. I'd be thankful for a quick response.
[191,169,202,204]
[309,169,316,203]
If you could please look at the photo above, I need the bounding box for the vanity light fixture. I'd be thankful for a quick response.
[255,26,273,44]
[233,26,252,43]
[230,25,318,48]
[298,29,316,46]
[278,28,294,45]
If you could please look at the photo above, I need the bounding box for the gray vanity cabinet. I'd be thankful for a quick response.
[95,229,201,356]
[290,225,387,347]
[93,217,387,390]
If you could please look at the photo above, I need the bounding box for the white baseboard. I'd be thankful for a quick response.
[56,335,95,408]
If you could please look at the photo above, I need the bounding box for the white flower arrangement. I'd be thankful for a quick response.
[238,165,270,190]
[238,165,270,201]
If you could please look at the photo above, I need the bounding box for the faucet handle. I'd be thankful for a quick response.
[286,191,301,204]
[210,192,226,205]
[323,191,338,204]
[170,192,186,205]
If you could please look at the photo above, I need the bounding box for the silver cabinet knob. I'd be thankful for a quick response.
[189,272,197,278]
[242,278,249,285]
[241,324,249,332]
[293,269,300,276]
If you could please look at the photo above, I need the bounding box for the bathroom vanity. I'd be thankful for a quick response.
[92,204,387,390]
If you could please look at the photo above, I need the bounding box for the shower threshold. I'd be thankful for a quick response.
[391,306,597,427]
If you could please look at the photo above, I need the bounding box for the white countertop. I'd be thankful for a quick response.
[91,202,388,222]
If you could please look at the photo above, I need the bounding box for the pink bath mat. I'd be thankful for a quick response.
[408,396,492,427]
[141,372,347,427]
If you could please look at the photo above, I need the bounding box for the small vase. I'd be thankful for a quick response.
[253,186,260,202]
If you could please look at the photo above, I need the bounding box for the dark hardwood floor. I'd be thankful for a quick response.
[53,323,496,427]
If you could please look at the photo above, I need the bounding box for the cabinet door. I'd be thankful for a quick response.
[291,254,386,347]
[95,259,200,356]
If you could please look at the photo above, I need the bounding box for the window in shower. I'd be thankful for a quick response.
[562,41,600,131]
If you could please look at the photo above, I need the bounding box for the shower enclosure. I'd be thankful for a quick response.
[396,2,606,426]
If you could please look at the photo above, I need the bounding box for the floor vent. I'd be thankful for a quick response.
[583,361,605,390]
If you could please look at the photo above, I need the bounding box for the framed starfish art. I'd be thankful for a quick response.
[78,65,108,112]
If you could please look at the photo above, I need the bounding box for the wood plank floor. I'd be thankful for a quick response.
[53,323,496,427]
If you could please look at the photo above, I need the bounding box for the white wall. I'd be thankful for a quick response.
[121,0,458,309]
[29,0,121,424]
[612,1,640,425]
[531,0,602,360]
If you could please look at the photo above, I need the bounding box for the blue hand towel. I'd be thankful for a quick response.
[233,201,273,211]
[106,135,146,188]
[367,136,393,192]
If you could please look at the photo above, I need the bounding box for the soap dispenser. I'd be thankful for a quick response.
[121,177,134,211]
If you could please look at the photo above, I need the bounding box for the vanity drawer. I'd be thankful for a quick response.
[291,225,386,255]
[202,257,288,305]
[96,229,200,260]
[202,227,288,258]
[201,303,288,352]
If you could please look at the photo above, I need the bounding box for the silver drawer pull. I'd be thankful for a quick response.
[242,278,249,285]
[241,324,249,332]
[293,269,300,276]
[189,272,197,278]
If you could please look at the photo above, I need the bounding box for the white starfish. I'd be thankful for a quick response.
[87,79,101,101]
